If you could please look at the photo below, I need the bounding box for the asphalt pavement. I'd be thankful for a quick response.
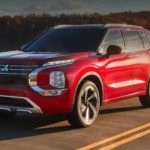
[0,97,149,150]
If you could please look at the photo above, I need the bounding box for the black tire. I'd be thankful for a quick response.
[68,81,100,128]
[139,81,150,108]
[0,112,16,119]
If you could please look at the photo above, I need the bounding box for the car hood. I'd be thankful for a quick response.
[0,50,89,64]
[0,50,65,59]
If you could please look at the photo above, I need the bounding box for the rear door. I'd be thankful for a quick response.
[122,30,150,93]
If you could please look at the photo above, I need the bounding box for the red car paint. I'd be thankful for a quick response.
[0,24,150,114]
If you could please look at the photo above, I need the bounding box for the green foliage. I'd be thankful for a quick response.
[0,11,149,51]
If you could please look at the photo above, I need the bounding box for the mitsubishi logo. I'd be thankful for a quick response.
[1,64,9,72]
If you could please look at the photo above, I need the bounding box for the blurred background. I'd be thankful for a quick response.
[0,0,149,51]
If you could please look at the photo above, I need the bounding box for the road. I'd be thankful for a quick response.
[0,97,149,150]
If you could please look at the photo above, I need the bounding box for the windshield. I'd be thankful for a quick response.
[24,27,105,53]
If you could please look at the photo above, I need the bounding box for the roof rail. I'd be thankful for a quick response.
[105,24,143,29]
[53,24,72,29]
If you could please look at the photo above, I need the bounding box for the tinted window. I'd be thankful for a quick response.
[147,31,150,40]
[122,31,144,52]
[139,31,150,49]
[101,30,125,52]
[24,28,105,53]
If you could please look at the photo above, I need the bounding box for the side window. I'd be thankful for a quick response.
[101,30,125,53]
[139,31,150,49]
[122,31,144,52]
[147,31,150,40]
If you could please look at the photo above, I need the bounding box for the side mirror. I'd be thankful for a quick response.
[106,45,122,57]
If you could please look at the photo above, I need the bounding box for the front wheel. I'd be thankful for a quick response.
[68,81,100,128]
[139,81,150,108]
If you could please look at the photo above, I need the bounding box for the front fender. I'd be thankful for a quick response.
[67,65,104,111]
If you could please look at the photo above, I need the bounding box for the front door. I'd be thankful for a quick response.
[99,30,135,102]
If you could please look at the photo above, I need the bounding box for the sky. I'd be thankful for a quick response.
[0,0,149,16]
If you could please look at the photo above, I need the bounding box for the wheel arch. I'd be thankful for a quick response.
[71,72,104,111]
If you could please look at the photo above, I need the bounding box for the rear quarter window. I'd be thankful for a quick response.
[139,31,150,49]
[147,31,150,42]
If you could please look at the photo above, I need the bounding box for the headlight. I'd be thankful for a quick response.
[43,59,74,67]
[50,71,65,88]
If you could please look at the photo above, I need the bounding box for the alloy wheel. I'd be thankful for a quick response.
[78,83,100,126]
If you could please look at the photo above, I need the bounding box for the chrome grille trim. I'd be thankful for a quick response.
[9,65,39,67]
[0,64,39,75]
[0,72,27,75]
[0,65,39,67]
[10,69,33,71]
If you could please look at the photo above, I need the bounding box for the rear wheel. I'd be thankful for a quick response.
[68,81,100,128]
[139,81,150,108]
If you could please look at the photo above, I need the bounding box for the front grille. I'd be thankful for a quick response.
[0,64,39,75]
[0,97,33,108]
[0,64,39,87]
[0,74,28,87]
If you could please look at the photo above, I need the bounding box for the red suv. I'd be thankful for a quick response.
[0,24,150,127]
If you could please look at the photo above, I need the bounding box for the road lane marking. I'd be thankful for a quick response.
[99,129,150,150]
[78,123,150,150]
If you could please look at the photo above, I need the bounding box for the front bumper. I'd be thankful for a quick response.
[0,87,71,114]
[29,86,67,96]
[0,95,42,114]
